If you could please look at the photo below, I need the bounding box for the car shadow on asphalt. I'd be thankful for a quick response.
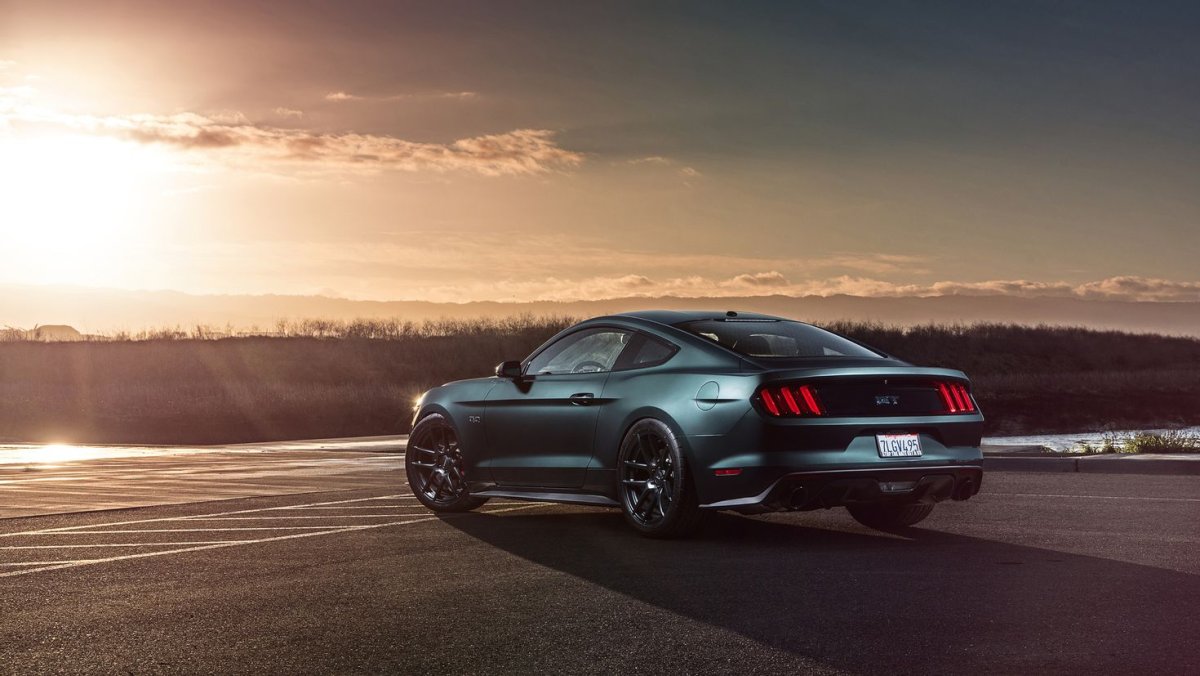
[442,509,1199,674]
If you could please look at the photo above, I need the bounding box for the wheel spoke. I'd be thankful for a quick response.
[424,472,441,499]
[654,490,667,518]
[634,485,657,515]
[637,433,657,460]
[624,461,652,470]
[409,445,437,456]
[445,464,464,487]
[655,443,670,465]
[621,478,649,486]
[410,460,437,468]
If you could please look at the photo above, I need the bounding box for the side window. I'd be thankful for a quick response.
[526,329,632,375]
[614,333,678,371]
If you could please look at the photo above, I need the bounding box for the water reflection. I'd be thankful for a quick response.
[0,443,165,465]
[984,425,1200,452]
[0,437,407,465]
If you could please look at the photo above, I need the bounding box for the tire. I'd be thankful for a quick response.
[617,419,706,539]
[406,413,488,512]
[847,502,934,530]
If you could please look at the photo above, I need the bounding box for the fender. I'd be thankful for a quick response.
[581,407,691,499]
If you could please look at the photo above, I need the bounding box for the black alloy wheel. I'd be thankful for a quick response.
[407,414,488,512]
[618,419,704,538]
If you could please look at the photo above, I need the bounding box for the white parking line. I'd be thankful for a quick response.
[2,561,97,567]
[0,494,409,538]
[45,527,359,533]
[289,501,535,509]
[0,542,245,550]
[291,504,418,509]
[182,515,417,520]
[0,504,545,579]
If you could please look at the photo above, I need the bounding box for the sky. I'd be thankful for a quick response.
[1,0,1198,304]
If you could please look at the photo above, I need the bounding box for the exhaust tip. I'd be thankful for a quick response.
[953,478,975,501]
[788,487,808,509]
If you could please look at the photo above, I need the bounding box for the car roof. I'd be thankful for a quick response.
[610,309,787,325]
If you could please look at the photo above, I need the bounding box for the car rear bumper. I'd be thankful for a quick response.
[685,409,984,510]
[699,464,983,512]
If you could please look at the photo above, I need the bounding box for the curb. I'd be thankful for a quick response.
[983,455,1200,476]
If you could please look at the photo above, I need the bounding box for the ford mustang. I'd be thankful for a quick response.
[407,310,983,538]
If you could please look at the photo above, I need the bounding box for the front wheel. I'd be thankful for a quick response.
[847,502,934,530]
[617,419,705,539]
[406,413,488,512]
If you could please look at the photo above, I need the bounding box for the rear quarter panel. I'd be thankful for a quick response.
[584,364,756,496]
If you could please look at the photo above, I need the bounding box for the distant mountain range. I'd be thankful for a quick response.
[3,284,1199,336]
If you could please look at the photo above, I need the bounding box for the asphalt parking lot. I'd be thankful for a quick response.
[1,444,1198,674]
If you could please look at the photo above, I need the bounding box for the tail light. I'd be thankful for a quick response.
[937,382,976,413]
[756,384,825,417]
[756,379,977,417]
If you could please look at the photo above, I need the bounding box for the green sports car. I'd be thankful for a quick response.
[407,310,983,538]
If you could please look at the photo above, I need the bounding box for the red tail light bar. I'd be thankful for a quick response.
[757,384,825,417]
[937,382,976,413]
[756,380,976,417]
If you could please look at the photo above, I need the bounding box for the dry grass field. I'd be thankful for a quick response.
[1,317,1198,443]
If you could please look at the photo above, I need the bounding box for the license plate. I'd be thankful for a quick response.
[876,434,922,458]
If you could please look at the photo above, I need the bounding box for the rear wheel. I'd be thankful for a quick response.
[407,414,488,512]
[618,419,705,539]
[847,502,934,530]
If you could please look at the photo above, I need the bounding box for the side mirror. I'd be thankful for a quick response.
[495,360,523,379]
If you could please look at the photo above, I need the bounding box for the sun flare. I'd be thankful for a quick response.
[0,132,173,287]
[0,443,104,465]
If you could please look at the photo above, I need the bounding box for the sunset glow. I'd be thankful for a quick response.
[0,1,1196,313]
[1,132,173,286]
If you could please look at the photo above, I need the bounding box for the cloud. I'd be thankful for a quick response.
[823,253,930,275]
[609,274,656,289]
[409,273,1200,304]
[70,229,1200,306]
[273,107,304,119]
[724,271,789,287]
[391,91,478,101]
[920,279,1077,298]
[1074,276,1200,302]
[325,90,479,103]
[781,276,1200,303]
[0,85,34,99]
[1,104,584,176]
[162,233,1195,304]
[624,155,702,183]
[0,60,16,71]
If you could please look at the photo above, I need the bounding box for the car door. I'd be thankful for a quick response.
[482,327,632,488]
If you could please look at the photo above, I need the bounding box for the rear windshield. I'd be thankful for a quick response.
[675,319,884,359]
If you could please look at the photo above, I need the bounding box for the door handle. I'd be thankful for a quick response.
[568,392,595,405]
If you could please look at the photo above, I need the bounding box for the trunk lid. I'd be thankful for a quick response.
[759,366,974,418]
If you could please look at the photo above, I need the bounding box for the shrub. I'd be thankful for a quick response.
[1,317,1198,443]
[1121,430,1200,454]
